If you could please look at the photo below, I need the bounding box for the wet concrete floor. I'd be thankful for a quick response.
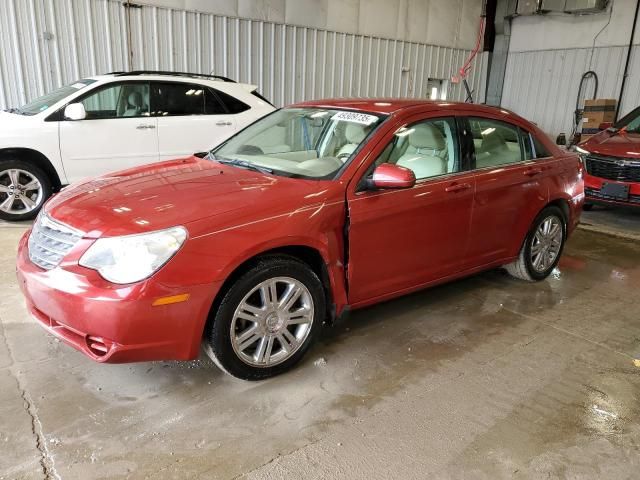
[1,225,639,479]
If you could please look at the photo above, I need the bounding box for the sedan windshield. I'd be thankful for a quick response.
[10,79,97,116]
[212,107,385,179]
[615,106,640,133]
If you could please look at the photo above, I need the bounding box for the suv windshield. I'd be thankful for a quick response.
[10,79,97,116]
[615,106,640,133]
[212,107,385,179]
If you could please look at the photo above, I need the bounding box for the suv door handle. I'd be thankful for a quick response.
[216,120,232,126]
[524,167,542,177]
[136,124,156,130]
[445,182,472,193]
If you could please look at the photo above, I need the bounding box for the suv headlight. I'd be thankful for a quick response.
[79,226,187,284]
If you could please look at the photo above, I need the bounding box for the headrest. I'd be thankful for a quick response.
[409,124,446,150]
[345,123,368,144]
[128,92,143,107]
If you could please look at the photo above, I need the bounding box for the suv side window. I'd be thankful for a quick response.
[367,117,460,181]
[214,89,250,114]
[153,82,208,116]
[79,82,150,119]
[469,117,523,168]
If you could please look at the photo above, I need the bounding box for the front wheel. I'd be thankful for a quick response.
[204,256,326,380]
[0,160,52,221]
[505,206,566,282]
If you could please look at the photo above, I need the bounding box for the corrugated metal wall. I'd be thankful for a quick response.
[0,0,488,110]
[501,45,640,137]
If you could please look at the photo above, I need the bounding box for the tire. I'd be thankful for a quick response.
[505,206,566,282]
[582,203,594,211]
[204,255,326,380]
[0,159,52,221]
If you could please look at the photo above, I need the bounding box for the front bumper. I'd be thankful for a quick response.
[16,230,218,363]
[584,173,640,208]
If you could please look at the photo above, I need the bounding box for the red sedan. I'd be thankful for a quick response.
[16,99,584,380]
[578,106,640,209]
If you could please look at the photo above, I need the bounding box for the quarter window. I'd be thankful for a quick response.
[80,82,150,119]
[370,117,460,181]
[469,118,523,168]
[214,89,250,114]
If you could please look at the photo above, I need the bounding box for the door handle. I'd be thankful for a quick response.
[136,124,156,130]
[445,182,472,193]
[523,167,542,177]
[216,120,232,126]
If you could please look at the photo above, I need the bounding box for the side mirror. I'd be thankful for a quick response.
[64,103,86,121]
[598,122,613,130]
[370,163,416,189]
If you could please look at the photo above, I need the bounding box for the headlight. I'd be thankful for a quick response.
[575,146,589,155]
[79,226,187,284]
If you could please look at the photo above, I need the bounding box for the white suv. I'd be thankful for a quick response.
[0,71,275,221]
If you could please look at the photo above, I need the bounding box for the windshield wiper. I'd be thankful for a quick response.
[215,157,274,174]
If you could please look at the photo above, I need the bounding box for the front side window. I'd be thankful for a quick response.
[13,79,96,116]
[470,117,523,168]
[367,117,460,181]
[80,82,150,119]
[213,108,385,179]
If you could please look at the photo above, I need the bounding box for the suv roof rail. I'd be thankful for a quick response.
[108,70,237,83]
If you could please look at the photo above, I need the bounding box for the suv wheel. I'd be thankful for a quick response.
[505,206,566,282]
[204,255,325,380]
[0,159,52,221]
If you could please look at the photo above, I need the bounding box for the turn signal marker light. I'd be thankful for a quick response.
[152,293,190,306]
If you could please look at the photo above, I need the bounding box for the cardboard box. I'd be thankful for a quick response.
[583,98,616,125]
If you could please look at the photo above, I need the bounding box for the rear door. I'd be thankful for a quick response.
[463,116,552,264]
[59,81,159,183]
[153,82,238,160]
[346,114,476,305]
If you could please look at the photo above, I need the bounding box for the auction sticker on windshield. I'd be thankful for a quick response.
[331,111,378,125]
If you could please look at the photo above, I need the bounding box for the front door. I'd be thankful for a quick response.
[59,81,158,183]
[346,115,476,305]
[152,82,237,160]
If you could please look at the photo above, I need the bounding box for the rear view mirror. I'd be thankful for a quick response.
[64,103,87,121]
[370,164,416,189]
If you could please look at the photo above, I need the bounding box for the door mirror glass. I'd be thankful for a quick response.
[371,164,416,189]
[64,103,87,121]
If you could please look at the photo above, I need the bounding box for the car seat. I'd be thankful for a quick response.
[396,124,447,179]
[123,92,144,117]
[336,124,369,161]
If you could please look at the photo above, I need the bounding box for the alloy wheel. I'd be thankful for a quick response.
[230,276,314,367]
[0,169,43,215]
[530,215,563,273]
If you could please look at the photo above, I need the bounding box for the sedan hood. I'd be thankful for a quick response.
[582,131,640,159]
[45,157,327,238]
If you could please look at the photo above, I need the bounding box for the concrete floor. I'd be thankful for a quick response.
[581,204,640,240]
[2,225,640,480]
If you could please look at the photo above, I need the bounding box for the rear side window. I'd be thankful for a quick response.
[469,117,523,168]
[153,82,206,116]
[214,89,250,114]
[532,135,552,158]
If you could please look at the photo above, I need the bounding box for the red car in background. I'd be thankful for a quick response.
[578,106,640,209]
[16,99,584,380]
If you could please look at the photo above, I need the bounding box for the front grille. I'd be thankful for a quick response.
[585,187,640,204]
[28,214,83,270]
[585,154,640,182]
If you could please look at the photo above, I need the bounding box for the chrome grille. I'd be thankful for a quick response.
[28,214,83,270]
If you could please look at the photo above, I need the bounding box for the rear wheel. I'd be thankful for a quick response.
[204,256,325,380]
[505,206,566,282]
[0,159,52,221]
